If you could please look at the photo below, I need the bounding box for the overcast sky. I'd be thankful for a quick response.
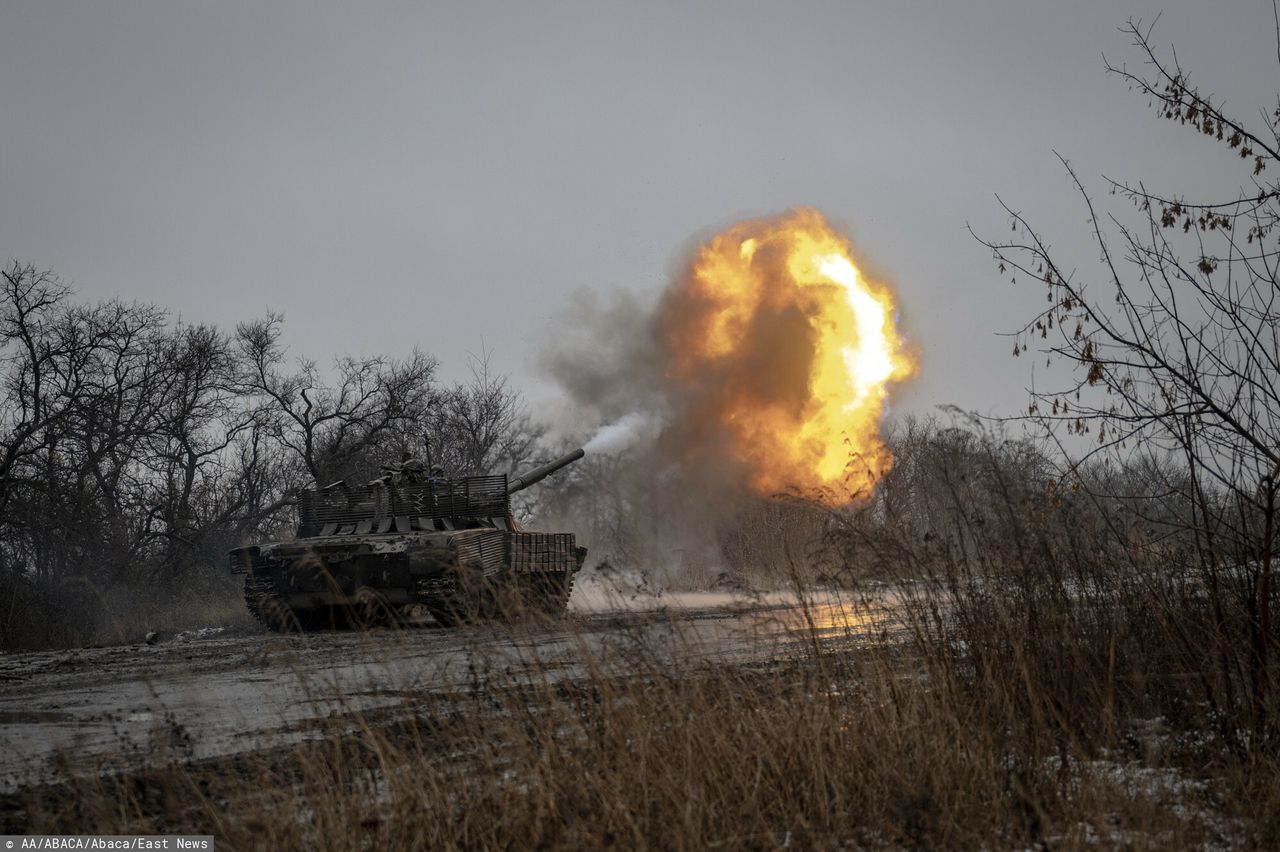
[2,1,1276,426]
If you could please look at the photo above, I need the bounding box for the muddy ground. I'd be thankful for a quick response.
[0,589,897,795]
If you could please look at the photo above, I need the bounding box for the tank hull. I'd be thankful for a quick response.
[231,527,584,631]
[232,456,587,631]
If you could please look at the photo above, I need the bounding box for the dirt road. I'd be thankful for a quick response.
[0,590,896,793]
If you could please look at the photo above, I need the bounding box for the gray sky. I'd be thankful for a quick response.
[2,1,1275,424]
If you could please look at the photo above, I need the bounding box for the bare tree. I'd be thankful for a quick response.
[975,18,1280,738]
[426,349,540,477]
[235,313,438,484]
[1,264,180,584]
[136,323,272,577]
[0,272,538,648]
[0,264,79,523]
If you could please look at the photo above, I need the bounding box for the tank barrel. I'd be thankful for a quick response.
[507,448,585,494]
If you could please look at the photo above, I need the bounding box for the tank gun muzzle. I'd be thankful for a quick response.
[507,448,585,494]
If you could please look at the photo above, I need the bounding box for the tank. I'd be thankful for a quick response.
[229,448,587,631]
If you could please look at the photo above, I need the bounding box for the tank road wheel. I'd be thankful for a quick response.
[425,603,467,628]
[426,593,499,627]
[352,586,399,629]
[256,597,304,633]
[298,606,351,631]
[430,569,506,626]
[248,595,351,632]
[425,592,502,627]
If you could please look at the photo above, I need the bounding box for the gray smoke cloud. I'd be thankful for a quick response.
[539,287,667,429]
[537,272,831,592]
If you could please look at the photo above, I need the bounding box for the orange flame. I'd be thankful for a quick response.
[660,208,915,504]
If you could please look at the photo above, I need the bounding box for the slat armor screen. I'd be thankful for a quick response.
[510,532,577,572]
[454,530,509,576]
[297,475,510,536]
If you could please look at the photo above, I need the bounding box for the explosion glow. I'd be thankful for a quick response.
[660,208,915,504]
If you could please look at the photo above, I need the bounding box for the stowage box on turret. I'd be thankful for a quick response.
[230,449,586,631]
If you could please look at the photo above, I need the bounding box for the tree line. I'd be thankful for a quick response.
[0,262,537,647]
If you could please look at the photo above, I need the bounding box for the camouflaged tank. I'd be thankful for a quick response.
[230,448,586,631]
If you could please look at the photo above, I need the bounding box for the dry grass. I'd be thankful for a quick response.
[7,580,1276,849]
[7,428,1279,849]
[0,570,251,650]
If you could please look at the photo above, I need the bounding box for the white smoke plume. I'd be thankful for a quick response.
[583,411,658,455]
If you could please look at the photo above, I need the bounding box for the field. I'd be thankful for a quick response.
[3,542,1276,849]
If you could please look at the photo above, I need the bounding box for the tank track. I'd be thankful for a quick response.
[244,575,279,623]
[243,574,297,632]
[245,575,355,632]
[246,570,575,632]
